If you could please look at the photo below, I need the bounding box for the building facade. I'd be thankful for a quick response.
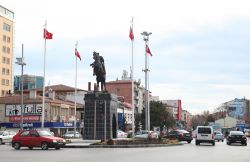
[219,98,250,120]
[14,75,44,91]
[162,99,182,121]
[0,84,86,136]
[106,79,148,114]
[0,5,14,97]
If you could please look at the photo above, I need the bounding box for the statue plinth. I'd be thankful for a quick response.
[83,92,118,140]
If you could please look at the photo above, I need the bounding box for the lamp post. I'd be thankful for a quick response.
[15,44,26,130]
[141,31,152,131]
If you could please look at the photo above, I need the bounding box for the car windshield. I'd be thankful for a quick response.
[66,131,76,134]
[38,130,53,136]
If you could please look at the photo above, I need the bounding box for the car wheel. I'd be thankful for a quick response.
[245,143,247,146]
[228,141,231,145]
[212,142,215,146]
[41,142,49,150]
[29,147,33,149]
[55,147,61,150]
[195,141,199,145]
[187,140,191,143]
[222,140,224,142]
[0,139,3,145]
[14,142,21,150]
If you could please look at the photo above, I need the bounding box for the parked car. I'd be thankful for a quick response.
[226,131,247,146]
[214,131,224,142]
[135,130,158,139]
[12,129,66,150]
[166,129,193,143]
[195,126,215,146]
[62,131,81,138]
[117,130,128,138]
[0,130,17,144]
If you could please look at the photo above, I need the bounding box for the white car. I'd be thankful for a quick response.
[63,131,81,138]
[135,130,158,139]
[117,130,128,138]
[0,130,17,144]
[195,126,215,146]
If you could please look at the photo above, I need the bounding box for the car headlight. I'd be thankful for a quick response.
[53,139,58,143]
[62,139,66,143]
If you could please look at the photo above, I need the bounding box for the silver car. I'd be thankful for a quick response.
[62,131,81,138]
[0,130,17,144]
[214,131,224,142]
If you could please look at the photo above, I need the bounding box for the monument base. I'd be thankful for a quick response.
[83,92,118,140]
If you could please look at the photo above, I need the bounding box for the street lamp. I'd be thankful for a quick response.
[15,44,26,130]
[141,31,152,131]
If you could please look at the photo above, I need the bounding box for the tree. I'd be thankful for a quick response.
[134,113,141,133]
[141,101,176,131]
[207,114,215,123]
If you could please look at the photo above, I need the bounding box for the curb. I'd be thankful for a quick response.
[63,143,183,148]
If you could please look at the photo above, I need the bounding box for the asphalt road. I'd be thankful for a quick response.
[1,140,250,162]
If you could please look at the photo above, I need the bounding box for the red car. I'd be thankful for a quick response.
[12,129,66,150]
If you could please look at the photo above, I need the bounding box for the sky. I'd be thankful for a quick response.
[2,0,250,114]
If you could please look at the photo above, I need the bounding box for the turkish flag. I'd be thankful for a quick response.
[75,48,81,61]
[129,26,134,41]
[43,29,53,39]
[146,45,152,56]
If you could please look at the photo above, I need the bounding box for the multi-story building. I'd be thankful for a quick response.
[181,110,192,130]
[162,99,182,121]
[0,84,86,136]
[117,96,132,130]
[14,75,44,91]
[217,98,250,120]
[0,5,14,97]
[106,79,148,114]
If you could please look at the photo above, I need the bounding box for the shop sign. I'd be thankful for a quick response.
[9,116,40,122]
[5,104,42,116]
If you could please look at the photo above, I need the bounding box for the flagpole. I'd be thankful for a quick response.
[41,21,47,129]
[131,17,135,137]
[141,31,152,131]
[74,41,78,137]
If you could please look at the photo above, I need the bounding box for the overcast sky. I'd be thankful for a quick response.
[2,0,250,114]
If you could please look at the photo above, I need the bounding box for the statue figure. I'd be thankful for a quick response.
[90,51,106,91]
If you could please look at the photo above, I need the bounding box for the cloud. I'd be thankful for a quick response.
[5,0,250,114]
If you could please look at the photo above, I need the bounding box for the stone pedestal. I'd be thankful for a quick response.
[83,92,118,140]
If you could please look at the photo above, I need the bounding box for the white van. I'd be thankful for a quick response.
[195,126,215,146]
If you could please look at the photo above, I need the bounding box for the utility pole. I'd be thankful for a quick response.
[15,44,26,130]
[141,31,152,131]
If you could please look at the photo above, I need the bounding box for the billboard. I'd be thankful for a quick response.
[5,104,42,116]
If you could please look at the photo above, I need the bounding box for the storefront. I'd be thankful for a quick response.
[0,121,82,137]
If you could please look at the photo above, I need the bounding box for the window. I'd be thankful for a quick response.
[6,80,9,86]
[1,79,5,85]
[7,47,10,54]
[7,37,10,43]
[20,131,29,137]
[2,57,6,63]
[1,90,4,96]
[3,23,11,32]
[2,68,5,75]
[6,69,9,75]
[2,46,6,53]
[3,35,6,41]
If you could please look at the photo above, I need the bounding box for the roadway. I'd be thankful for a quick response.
[0,140,250,162]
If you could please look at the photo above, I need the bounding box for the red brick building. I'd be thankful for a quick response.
[106,80,146,114]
